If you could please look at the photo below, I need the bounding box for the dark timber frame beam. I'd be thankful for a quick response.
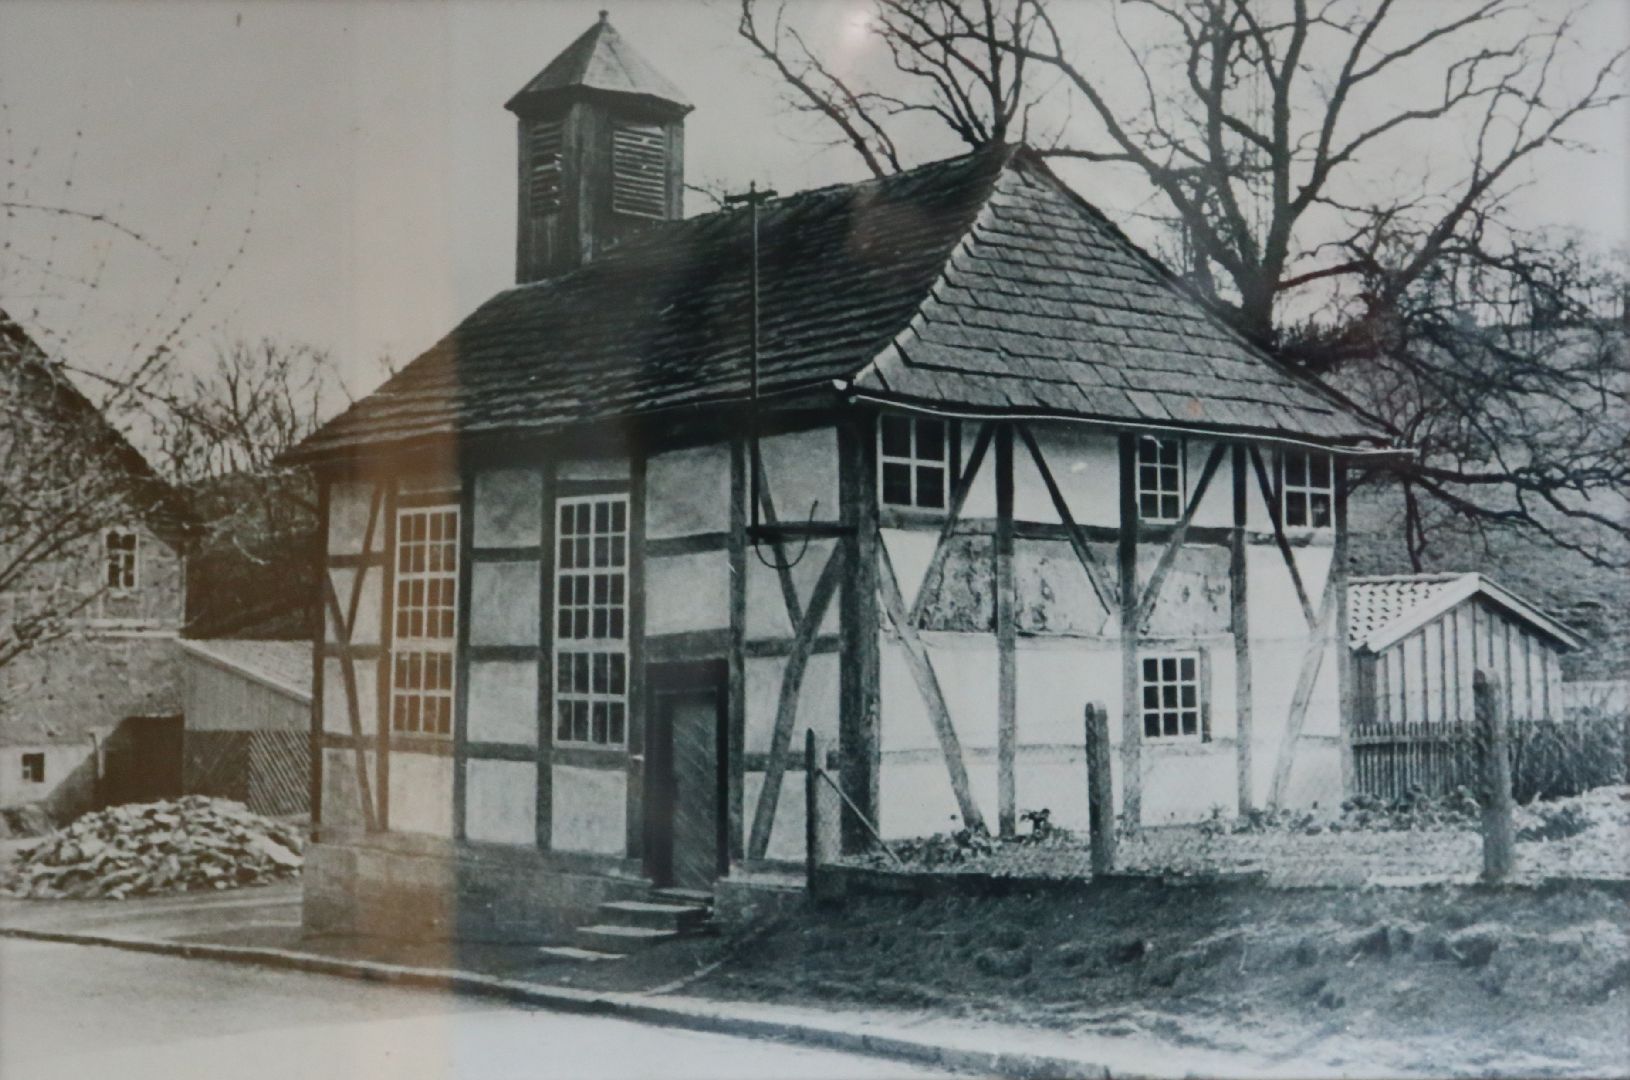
[838,416,881,852]
[906,422,993,630]
[994,424,1017,838]
[1249,446,1316,629]
[1117,434,1142,826]
[319,483,383,833]
[1015,423,1115,622]
[1132,443,1226,631]
[1230,444,1254,813]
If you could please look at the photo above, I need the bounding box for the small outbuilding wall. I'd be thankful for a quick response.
[180,639,311,816]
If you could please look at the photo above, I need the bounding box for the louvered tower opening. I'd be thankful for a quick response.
[529,119,564,216]
[611,122,668,219]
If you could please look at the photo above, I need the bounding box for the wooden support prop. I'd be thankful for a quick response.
[1230,444,1253,814]
[1267,566,1341,809]
[1117,434,1142,827]
[1476,670,1515,882]
[1083,701,1116,876]
[995,423,1017,839]
[1248,446,1316,628]
[751,451,803,630]
[747,545,844,861]
[905,422,994,630]
[1016,423,1116,625]
[1133,442,1226,630]
[876,538,986,833]
[804,727,820,891]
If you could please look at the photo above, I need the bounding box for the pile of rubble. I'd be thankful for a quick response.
[1,796,304,900]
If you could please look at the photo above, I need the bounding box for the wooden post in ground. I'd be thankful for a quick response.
[1083,702,1116,877]
[1475,670,1515,882]
[804,728,820,892]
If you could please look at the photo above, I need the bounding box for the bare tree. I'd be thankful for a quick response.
[737,0,1630,568]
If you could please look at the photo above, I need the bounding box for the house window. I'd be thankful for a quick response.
[1136,437,1184,522]
[1280,450,1334,529]
[21,753,45,783]
[105,530,138,590]
[529,119,564,215]
[391,506,459,738]
[1140,653,1203,739]
[610,121,667,219]
[879,414,948,510]
[554,495,629,747]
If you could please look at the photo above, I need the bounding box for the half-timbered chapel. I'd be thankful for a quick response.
[289,14,1398,938]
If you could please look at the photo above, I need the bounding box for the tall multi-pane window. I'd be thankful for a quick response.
[555,496,629,747]
[879,414,948,510]
[1280,450,1334,529]
[105,530,138,590]
[1140,653,1202,739]
[391,506,459,738]
[1136,436,1184,522]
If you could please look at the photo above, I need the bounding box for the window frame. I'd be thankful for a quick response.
[878,413,956,514]
[1135,436,1186,524]
[103,528,139,592]
[1138,650,1207,742]
[389,504,460,740]
[1277,449,1335,531]
[21,752,45,784]
[552,493,631,750]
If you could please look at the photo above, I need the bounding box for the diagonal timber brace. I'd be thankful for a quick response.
[746,543,845,860]
[1267,566,1341,809]
[1249,446,1317,629]
[877,538,986,833]
[1132,443,1227,631]
[905,422,993,629]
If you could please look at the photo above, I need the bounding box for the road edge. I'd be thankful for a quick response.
[1,926,1113,1079]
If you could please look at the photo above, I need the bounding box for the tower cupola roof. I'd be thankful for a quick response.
[505,11,692,116]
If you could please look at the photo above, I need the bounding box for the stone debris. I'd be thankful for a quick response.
[0,796,304,900]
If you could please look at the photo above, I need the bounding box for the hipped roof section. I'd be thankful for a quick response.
[291,145,1390,465]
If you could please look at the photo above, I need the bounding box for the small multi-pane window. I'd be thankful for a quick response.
[391,506,459,738]
[529,119,564,215]
[105,530,138,590]
[1280,450,1334,529]
[1141,653,1203,739]
[555,496,629,747]
[879,414,948,510]
[611,122,667,219]
[21,752,45,783]
[1136,437,1184,522]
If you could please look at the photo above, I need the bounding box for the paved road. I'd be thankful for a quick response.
[0,938,948,1080]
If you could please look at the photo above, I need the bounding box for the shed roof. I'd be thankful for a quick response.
[179,639,312,704]
[293,145,1388,463]
[1348,573,1585,654]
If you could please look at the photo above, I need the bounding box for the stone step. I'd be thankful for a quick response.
[598,899,710,932]
[574,923,680,952]
[535,944,626,964]
[649,886,714,907]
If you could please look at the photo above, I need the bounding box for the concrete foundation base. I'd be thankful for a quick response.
[302,833,651,942]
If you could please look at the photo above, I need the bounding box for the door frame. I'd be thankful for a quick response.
[643,659,729,888]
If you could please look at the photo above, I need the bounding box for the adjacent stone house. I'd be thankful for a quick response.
[1,309,190,820]
[286,16,1398,938]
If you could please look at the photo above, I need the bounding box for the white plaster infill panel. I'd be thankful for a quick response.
[758,428,839,522]
[465,758,537,846]
[467,660,539,746]
[474,468,543,548]
[469,562,541,647]
[550,764,626,855]
[325,566,382,646]
[646,443,730,539]
[327,481,381,555]
[744,537,840,639]
[389,752,454,838]
[646,550,729,635]
[320,747,378,833]
[558,457,630,482]
[880,529,938,615]
[1012,423,1119,527]
[742,652,840,753]
[322,658,378,736]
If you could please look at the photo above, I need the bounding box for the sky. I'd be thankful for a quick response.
[2,0,1627,419]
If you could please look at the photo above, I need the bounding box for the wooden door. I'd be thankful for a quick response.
[645,662,727,890]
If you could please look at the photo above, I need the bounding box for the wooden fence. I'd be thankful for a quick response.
[1351,721,1480,800]
[184,730,309,817]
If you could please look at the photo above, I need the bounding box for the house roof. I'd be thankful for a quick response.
[505,12,691,114]
[0,307,194,541]
[1348,573,1585,654]
[179,639,312,704]
[292,145,1389,464]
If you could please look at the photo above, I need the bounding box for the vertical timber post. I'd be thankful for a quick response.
[994,423,1017,839]
[1083,702,1116,876]
[1333,459,1354,795]
[804,728,819,892]
[838,413,881,853]
[1476,670,1514,882]
[1117,434,1142,827]
[1230,444,1252,814]
[309,477,330,840]
[727,438,748,864]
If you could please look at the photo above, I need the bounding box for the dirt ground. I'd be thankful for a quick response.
[699,880,1630,1078]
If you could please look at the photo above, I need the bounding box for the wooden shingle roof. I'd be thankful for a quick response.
[1348,573,1585,653]
[293,145,1387,463]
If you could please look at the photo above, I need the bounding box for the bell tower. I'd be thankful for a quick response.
[506,11,692,283]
